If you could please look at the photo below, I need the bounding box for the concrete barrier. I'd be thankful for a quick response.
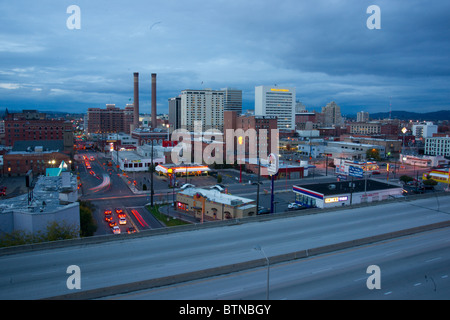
[44,220,450,300]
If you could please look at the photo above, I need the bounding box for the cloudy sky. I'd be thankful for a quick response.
[1,0,449,116]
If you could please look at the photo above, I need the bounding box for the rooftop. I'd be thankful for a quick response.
[0,173,78,215]
[294,179,401,196]
[179,187,254,206]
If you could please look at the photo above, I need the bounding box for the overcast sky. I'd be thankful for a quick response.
[1,0,449,116]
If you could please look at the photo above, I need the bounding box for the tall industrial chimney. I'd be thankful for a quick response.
[151,73,157,129]
[133,72,139,130]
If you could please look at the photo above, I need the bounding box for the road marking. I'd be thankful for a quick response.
[311,267,332,274]
[384,291,392,295]
[413,282,422,287]
[441,275,448,279]
[425,257,442,263]
[353,277,366,282]
[216,288,243,297]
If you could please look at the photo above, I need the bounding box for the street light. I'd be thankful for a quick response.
[401,127,407,163]
[253,244,270,300]
[238,136,243,183]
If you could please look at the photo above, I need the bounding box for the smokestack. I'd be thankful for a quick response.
[133,72,139,130]
[151,73,157,129]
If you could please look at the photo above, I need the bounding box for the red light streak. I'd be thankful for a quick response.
[131,209,149,228]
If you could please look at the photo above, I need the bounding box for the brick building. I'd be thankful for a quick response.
[3,150,70,176]
[4,110,73,151]
[224,111,278,160]
[87,104,134,134]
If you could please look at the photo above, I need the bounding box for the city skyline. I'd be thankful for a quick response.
[1,1,450,116]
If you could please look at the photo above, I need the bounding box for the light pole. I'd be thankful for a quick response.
[253,244,269,300]
[401,127,407,163]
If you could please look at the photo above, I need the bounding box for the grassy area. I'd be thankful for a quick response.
[146,204,191,227]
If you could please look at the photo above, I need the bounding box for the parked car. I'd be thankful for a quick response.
[180,183,195,190]
[210,185,225,192]
[288,203,300,209]
[0,186,6,196]
[257,208,271,215]
[287,203,306,211]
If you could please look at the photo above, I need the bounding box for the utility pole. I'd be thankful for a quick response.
[151,139,154,207]
[256,157,261,215]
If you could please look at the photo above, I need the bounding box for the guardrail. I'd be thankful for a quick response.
[1,191,448,256]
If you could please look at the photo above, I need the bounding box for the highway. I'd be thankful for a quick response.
[0,195,449,300]
[108,227,450,300]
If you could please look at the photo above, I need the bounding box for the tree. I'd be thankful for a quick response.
[79,201,97,237]
[366,148,381,161]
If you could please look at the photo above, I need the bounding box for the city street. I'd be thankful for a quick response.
[76,150,444,236]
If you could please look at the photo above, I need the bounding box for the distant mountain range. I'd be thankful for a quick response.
[347,110,450,122]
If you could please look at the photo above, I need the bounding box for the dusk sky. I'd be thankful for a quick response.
[1,0,449,116]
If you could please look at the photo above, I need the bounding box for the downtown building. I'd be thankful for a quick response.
[222,88,243,114]
[4,110,73,151]
[180,89,225,132]
[86,104,134,135]
[254,85,296,130]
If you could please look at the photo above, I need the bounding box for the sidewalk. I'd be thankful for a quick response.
[158,203,199,224]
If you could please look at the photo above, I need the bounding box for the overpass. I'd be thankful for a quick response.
[0,193,449,299]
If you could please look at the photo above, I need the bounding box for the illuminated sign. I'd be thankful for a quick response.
[325,196,348,204]
[270,88,289,92]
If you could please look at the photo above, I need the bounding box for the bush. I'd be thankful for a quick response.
[399,175,414,184]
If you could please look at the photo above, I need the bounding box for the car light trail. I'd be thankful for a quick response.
[89,174,111,193]
[131,209,149,228]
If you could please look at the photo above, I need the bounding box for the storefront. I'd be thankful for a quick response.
[155,164,211,178]
[293,179,403,209]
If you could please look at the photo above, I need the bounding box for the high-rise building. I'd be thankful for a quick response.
[321,101,343,126]
[255,85,296,130]
[168,96,182,131]
[180,89,224,132]
[357,111,370,122]
[221,88,242,114]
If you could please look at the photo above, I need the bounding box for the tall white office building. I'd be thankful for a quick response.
[180,89,224,132]
[255,85,296,130]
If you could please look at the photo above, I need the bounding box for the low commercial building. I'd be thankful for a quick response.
[155,163,211,178]
[0,172,80,236]
[176,187,256,221]
[325,141,385,160]
[111,144,166,172]
[292,179,403,209]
